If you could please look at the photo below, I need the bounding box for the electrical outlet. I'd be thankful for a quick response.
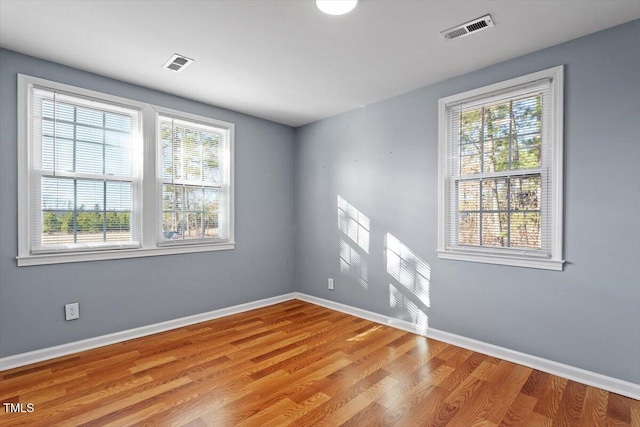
[328,278,335,290]
[65,303,79,321]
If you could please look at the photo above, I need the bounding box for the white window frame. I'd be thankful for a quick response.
[17,75,235,266]
[437,66,564,271]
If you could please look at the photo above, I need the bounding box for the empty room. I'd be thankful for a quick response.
[0,0,639,425]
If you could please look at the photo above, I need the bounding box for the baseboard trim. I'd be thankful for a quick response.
[294,292,640,400]
[294,292,424,336]
[1,291,638,400]
[425,328,640,400]
[0,293,296,372]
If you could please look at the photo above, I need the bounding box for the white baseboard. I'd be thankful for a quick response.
[294,292,640,400]
[424,328,640,401]
[294,292,423,335]
[0,293,296,372]
[2,291,638,400]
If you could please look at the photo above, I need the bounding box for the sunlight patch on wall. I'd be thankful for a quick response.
[386,233,430,308]
[338,195,370,254]
[340,239,368,289]
[390,283,428,335]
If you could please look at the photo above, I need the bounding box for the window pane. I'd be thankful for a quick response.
[104,182,132,242]
[162,184,181,211]
[76,211,105,241]
[105,145,131,176]
[105,211,131,242]
[163,212,182,240]
[484,102,511,139]
[43,120,74,139]
[482,212,508,247]
[204,212,219,239]
[75,105,104,127]
[460,142,480,156]
[42,136,54,171]
[105,130,131,147]
[161,123,173,180]
[76,141,103,174]
[183,212,203,239]
[184,128,202,181]
[105,112,131,131]
[513,135,541,169]
[184,186,203,211]
[106,181,132,211]
[76,179,104,211]
[45,102,74,122]
[76,124,104,144]
[481,179,508,211]
[510,176,540,211]
[483,139,509,172]
[41,211,74,245]
[42,177,74,210]
[460,154,481,175]
[172,127,184,180]
[510,212,541,249]
[458,212,479,246]
[512,95,541,134]
[458,181,479,211]
[460,109,482,144]
[202,133,221,184]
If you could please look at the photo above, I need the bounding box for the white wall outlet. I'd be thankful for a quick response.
[65,302,79,321]
[328,278,335,290]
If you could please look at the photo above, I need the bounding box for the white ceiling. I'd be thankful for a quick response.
[1,1,638,127]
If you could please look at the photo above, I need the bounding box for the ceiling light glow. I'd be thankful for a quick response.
[316,0,358,16]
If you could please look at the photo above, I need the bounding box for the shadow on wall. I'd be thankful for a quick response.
[337,195,431,335]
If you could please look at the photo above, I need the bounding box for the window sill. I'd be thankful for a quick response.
[16,242,236,267]
[437,250,564,271]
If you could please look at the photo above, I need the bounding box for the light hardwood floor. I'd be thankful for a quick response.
[0,300,638,426]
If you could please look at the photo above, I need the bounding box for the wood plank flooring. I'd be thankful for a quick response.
[1,300,638,426]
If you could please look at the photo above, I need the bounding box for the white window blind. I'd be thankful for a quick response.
[29,86,142,254]
[158,115,231,243]
[438,66,564,270]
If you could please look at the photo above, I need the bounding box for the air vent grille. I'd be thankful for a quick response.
[162,54,194,73]
[441,15,494,40]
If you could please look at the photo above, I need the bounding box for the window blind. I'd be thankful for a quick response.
[30,86,142,253]
[444,81,553,256]
[158,115,230,243]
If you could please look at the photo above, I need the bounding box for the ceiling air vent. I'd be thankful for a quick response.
[441,15,494,40]
[162,54,194,72]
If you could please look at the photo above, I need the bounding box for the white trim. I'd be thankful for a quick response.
[294,293,422,335]
[17,74,30,262]
[439,67,562,105]
[294,293,640,400]
[16,242,236,266]
[1,292,637,399]
[437,250,564,271]
[437,66,564,270]
[426,328,640,401]
[0,293,295,371]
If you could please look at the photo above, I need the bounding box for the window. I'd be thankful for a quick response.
[437,66,564,270]
[157,111,232,244]
[18,75,234,266]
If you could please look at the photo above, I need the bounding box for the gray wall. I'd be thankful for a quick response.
[0,49,296,357]
[295,20,640,384]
